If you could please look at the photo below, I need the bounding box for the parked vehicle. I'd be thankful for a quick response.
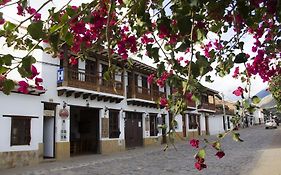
[265,120,278,129]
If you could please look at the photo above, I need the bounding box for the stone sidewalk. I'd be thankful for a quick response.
[249,127,281,175]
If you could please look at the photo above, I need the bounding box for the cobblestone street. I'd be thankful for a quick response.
[1,125,281,175]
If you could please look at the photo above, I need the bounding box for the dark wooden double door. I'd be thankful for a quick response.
[125,112,143,148]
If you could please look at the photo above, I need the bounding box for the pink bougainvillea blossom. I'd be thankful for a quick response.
[159,97,168,107]
[232,67,239,78]
[189,139,199,148]
[215,151,225,159]
[35,77,43,90]
[29,65,39,79]
[18,81,29,94]
[147,74,154,85]
[233,87,244,96]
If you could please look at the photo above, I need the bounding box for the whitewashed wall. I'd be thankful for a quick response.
[208,115,225,135]
[0,93,43,152]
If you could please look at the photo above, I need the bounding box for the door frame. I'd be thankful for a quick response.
[43,115,56,158]
[125,112,143,148]
[205,115,209,135]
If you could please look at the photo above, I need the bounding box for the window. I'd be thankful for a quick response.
[188,114,198,129]
[150,114,158,136]
[109,110,120,138]
[202,94,208,103]
[11,117,31,146]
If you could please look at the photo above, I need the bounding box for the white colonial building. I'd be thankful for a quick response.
[0,50,221,169]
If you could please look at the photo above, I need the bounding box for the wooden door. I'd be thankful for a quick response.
[205,115,209,135]
[197,115,201,136]
[162,114,167,144]
[125,112,143,148]
[85,60,96,83]
[182,115,187,137]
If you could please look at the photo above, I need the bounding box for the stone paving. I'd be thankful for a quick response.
[1,125,280,175]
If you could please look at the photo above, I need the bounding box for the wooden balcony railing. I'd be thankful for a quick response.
[187,100,196,108]
[201,102,216,111]
[127,86,166,101]
[58,68,124,96]
[216,108,235,115]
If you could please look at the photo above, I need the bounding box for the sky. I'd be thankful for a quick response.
[0,0,269,101]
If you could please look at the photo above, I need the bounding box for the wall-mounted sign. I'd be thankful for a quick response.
[57,68,64,83]
[60,119,67,141]
[59,108,69,119]
[44,110,55,117]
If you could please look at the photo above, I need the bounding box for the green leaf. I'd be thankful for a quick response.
[252,96,261,104]
[103,71,111,81]
[212,141,221,150]
[2,54,13,66]
[3,79,15,95]
[234,53,247,64]
[27,21,44,40]
[0,66,8,74]
[232,132,244,142]
[197,149,206,159]
[50,24,62,33]
[66,6,76,17]
[3,21,16,31]
[65,32,73,45]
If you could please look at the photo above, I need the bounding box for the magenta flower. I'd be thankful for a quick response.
[18,81,29,94]
[35,77,43,90]
[159,97,168,107]
[232,67,239,78]
[233,87,244,96]
[189,139,199,148]
[29,65,39,79]
[215,151,225,159]
[147,74,154,85]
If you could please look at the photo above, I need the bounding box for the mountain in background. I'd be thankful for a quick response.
[255,89,270,99]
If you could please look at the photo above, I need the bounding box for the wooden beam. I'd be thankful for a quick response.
[74,92,83,98]
[58,90,66,96]
[90,94,98,100]
[109,98,115,103]
[66,91,74,97]
[104,97,109,102]
[97,96,104,101]
[83,93,91,99]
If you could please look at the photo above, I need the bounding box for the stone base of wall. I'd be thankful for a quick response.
[100,140,125,154]
[56,142,70,160]
[201,131,207,136]
[38,143,44,162]
[144,137,161,146]
[187,131,199,139]
[0,150,39,169]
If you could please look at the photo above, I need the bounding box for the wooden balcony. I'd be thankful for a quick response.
[58,68,124,96]
[200,102,216,111]
[127,86,166,102]
[216,108,235,115]
[186,100,196,108]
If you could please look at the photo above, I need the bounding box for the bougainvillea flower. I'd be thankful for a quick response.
[159,97,168,107]
[35,77,43,90]
[147,74,154,85]
[232,86,244,96]
[215,151,225,159]
[18,81,29,94]
[189,139,200,148]
[29,65,39,79]
[194,161,207,171]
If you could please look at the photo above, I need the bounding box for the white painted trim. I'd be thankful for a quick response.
[57,86,125,99]
[127,98,155,104]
